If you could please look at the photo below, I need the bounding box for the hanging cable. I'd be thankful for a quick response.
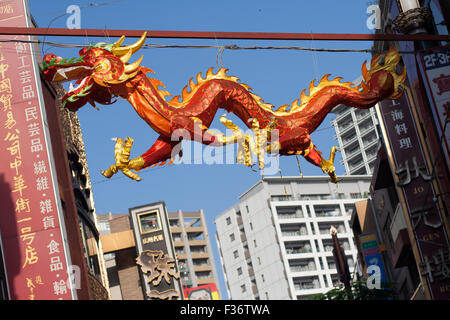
[0,38,423,54]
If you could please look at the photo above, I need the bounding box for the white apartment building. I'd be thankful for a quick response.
[331,77,380,175]
[215,175,371,300]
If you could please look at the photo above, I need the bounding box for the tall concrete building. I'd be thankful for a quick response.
[331,78,380,175]
[168,210,222,296]
[215,175,371,300]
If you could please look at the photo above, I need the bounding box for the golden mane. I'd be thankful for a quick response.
[147,67,361,116]
[145,46,404,116]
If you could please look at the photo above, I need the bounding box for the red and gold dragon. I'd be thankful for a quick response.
[41,33,405,183]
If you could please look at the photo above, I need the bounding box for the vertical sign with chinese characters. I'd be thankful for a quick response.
[130,202,183,300]
[378,83,450,299]
[0,0,74,299]
[418,45,450,169]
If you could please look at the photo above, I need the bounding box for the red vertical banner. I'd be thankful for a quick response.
[378,80,450,299]
[0,0,74,299]
[417,45,450,170]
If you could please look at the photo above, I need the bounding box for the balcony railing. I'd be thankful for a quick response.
[286,247,312,254]
[338,122,354,134]
[278,213,304,219]
[359,125,375,136]
[363,138,378,148]
[196,273,212,279]
[349,160,365,171]
[334,106,352,119]
[282,230,308,237]
[315,211,342,217]
[355,111,371,121]
[345,148,362,159]
[290,265,317,272]
[365,151,377,160]
[342,135,358,145]
[294,282,320,290]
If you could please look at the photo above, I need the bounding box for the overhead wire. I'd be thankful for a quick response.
[0,38,423,54]
[39,1,122,56]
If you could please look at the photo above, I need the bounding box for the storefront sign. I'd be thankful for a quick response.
[378,75,450,299]
[360,233,388,286]
[0,0,74,300]
[130,202,183,300]
[418,45,450,169]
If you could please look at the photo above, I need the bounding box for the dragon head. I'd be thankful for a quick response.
[360,45,407,100]
[41,33,147,111]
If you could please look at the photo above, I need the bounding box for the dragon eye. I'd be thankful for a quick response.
[94,59,111,73]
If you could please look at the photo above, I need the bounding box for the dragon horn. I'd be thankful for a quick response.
[112,35,125,48]
[112,32,147,57]
[120,49,133,63]
[124,55,144,74]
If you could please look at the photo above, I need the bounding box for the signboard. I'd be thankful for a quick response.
[184,283,219,300]
[378,70,450,299]
[418,45,450,169]
[359,233,388,285]
[0,0,74,300]
[130,202,183,300]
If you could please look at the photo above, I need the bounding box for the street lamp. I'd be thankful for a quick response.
[393,0,434,35]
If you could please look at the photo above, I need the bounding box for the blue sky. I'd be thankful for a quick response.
[30,0,375,299]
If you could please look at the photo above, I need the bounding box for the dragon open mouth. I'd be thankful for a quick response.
[52,65,93,82]
[60,76,94,110]
[68,76,89,92]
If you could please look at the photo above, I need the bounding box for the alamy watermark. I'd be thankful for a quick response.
[366,2,381,30]
[366,264,382,289]
[168,118,281,175]
[66,5,81,29]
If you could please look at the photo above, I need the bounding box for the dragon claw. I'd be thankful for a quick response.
[101,137,145,181]
[320,146,339,183]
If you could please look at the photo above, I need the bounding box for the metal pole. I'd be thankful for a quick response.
[330,226,353,299]
[0,27,449,41]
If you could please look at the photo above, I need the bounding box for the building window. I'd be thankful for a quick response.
[237,267,243,276]
[230,233,235,242]
[246,205,249,213]
[314,205,342,217]
[169,219,179,227]
[97,221,110,233]
[226,217,231,225]
[233,250,239,259]
[265,292,269,299]
[261,274,265,282]
[249,222,253,230]
[253,239,257,248]
[257,257,261,265]
[241,284,246,293]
